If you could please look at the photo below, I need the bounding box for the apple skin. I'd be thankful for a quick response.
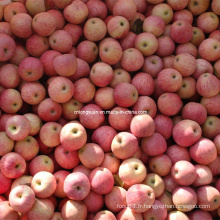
[156,36,175,57]
[172,119,202,147]
[120,32,137,51]
[187,210,213,220]
[111,132,138,160]
[0,131,14,156]
[87,0,108,19]
[167,211,189,220]
[189,138,217,165]
[197,185,220,211]
[214,134,220,155]
[119,158,146,186]
[201,94,220,116]
[207,155,220,176]
[202,116,220,139]
[60,122,87,151]
[175,42,198,58]
[64,172,90,201]
[0,201,19,220]
[163,174,179,193]
[9,185,35,213]
[130,114,155,138]
[24,113,42,136]
[26,198,55,220]
[54,145,80,170]
[0,152,26,179]
[157,190,174,213]
[166,145,191,164]
[171,160,196,186]
[117,207,143,220]
[89,167,114,195]
[105,186,127,212]
[141,133,167,156]
[0,170,12,194]
[126,184,155,213]
[78,143,104,169]
[31,171,57,198]
[142,173,165,198]
[83,190,104,213]
[94,210,116,220]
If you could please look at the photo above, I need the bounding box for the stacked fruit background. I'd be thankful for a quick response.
[0,0,220,219]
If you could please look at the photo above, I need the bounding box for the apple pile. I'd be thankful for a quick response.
[0,0,220,219]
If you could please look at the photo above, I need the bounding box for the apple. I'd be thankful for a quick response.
[167,211,189,220]
[0,170,12,194]
[207,156,220,176]
[163,174,179,193]
[175,42,198,58]
[119,158,147,185]
[11,175,33,189]
[187,210,213,220]
[202,116,220,139]
[94,210,116,220]
[0,201,19,220]
[214,134,220,155]
[157,191,174,213]
[171,160,196,186]
[0,131,14,156]
[87,0,108,19]
[117,207,143,220]
[201,94,220,116]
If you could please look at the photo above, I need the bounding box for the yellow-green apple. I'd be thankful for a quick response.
[64,0,88,24]
[166,145,191,164]
[49,30,73,53]
[154,114,173,140]
[197,185,220,211]
[18,57,43,81]
[5,115,30,141]
[141,133,167,156]
[54,145,80,169]
[202,116,220,139]
[126,184,155,213]
[157,68,182,92]
[95,87,115,110]
[109,106,133,131]
[181,102,207,125]
[110,68,131,88]
[143,200,167,220]
[83,190,104,213]
[190,27,205,48]
[156,36,175,57]
[196,73,220,98]
[78,143,104,169]
[172,119,201,147]
[26,34,49,57]
[167,211,189,220]
[198,38,220,62]
[197,12,219,34]
[37,98,62,122]
[149,154,172,176]
[99,38,123,65]
[111,132,138,159]
[21,82,46,105]
[89,167,114,194]
[187,210,213,220]
[0,131,14,156]
[26,198,54,220]
[152,3,173,24]
[157,92,182,116]
[73,78,96,103]
[119,158,146,185]
[29,155,54,176]
[177,76,196,99]
[193,164,213,187]
[9,185,35,213]
[53,170,70,198]
[64,172,90,200]
[142,173,165,198]
[40,50,61,76]
[0,152,26,179]
[131,72,154,96]
[32,12,56,36]
[90,62,113,87]
[190,138,217,165]
[132,96,157,118]
[23,113,42,136]
[84,17,107,41]
[39,122,62,147]
[117,207,143,220]
[87,0,107,19]
[201,94,220,116]
[60,122,87,151]
[0,201,19,220]
[142,55,164,79]
[0,64,20,89]
[14,136,39,161]
[105,186,126,212]
[0,33,16,61]
[76,40,98,64]
[163,174,179,193]
[120,48,144,72]
[31,171,56,198]
[172,186,197,212]
[171,160,196,185]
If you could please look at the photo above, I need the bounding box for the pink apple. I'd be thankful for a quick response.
[94,210,116,220]
[110,68,131,88]
[0,201,19,220]
[202,116,220,139]
[175,42,198,58]
[167,211,189,220]
[163,174,179,193]
[0,131,14,156]
[201,94,220,116]
[0,170,12,194]
[187,210,213,220]
[117,207,143,220]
